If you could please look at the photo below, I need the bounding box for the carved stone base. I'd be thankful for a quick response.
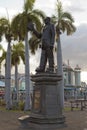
[30,73,65,124]
[29,113,65,124]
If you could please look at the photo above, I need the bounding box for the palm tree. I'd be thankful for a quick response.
[0,17,14,109]
[11,0,46,110]
[11,42,25,103]
[52,0,76,108]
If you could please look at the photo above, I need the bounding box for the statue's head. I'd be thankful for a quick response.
[44,17,51,25]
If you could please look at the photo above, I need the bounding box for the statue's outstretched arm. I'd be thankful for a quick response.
[33,30,42,39]
[27,22,42,39]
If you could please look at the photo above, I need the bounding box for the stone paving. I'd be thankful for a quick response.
[0,106,87,130]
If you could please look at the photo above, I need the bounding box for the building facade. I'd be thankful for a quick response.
[63,63,81,100]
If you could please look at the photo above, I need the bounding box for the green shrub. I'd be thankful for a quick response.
[0,99,6,106]
[18,101,25,111]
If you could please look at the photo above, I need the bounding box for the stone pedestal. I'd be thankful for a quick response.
[30,73,65,124]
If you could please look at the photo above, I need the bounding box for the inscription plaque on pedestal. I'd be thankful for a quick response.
[34,90,40,110]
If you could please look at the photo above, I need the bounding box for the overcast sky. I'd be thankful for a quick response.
[0,0,87,81]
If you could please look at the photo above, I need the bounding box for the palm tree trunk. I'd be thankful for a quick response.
[15,63,19,103]
[24,32,31,111]
[57,35,64,108]
[5,42,12,109]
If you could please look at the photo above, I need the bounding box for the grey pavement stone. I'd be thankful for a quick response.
[0,109,87,130]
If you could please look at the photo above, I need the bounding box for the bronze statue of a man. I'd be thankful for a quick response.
[28,17,55,73]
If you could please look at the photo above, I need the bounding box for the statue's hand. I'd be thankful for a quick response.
[27,22,35,31]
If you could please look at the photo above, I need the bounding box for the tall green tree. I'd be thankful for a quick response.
[11,0,46,110]
[52,0,76,108]
[0,17,14,109]
[11,42,25,103]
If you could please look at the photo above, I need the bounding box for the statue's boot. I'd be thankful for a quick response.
[46,67,54,73]
[35,67,45,73]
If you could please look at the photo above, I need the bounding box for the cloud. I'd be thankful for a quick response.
[61,23,87,71]
[0,7,20,20]
[66,6,85,13]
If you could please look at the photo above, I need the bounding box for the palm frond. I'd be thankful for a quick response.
[24,0,35,12]
[56,0,63,19]
[29,36,41,54]
[0,48,6,63]
[60,20,76,35]
[11,42,25,66]
[62,12,74,22]
[0,44,3,50]
[32,9,46,20]
[28,14,42,31]
[53,0,76,36]
[51,15,58,24]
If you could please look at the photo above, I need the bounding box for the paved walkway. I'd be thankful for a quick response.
[0,109,87,130]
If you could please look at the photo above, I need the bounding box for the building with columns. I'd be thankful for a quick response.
[63,63,81,99]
